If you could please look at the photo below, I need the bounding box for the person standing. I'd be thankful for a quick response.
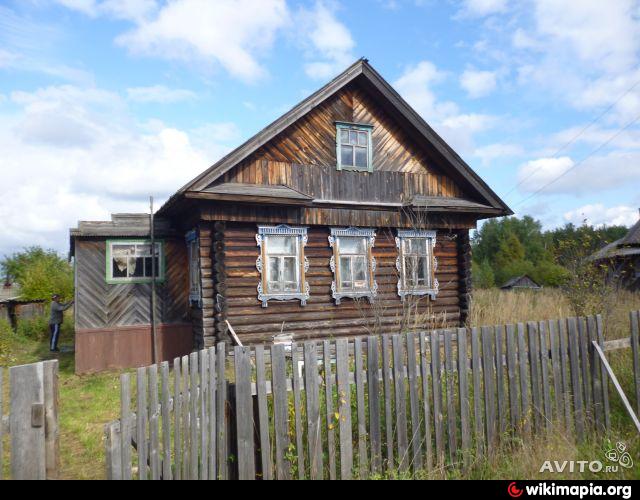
[49,294,73,352]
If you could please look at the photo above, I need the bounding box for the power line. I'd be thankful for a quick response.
[503,78,640,199]
[513,111,640,209]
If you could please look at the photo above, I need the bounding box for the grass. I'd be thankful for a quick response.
[1,289,639,480]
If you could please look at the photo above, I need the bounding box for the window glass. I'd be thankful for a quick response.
[354,147,368,168]
[341,145,354,167]
[338,125,371,170]
[109,242,162,281]
[264,235,300,294]
[399,235,433,293]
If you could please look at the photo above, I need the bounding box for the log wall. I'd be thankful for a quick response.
[205,222,466,344]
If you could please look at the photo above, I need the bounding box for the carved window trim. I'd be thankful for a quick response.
[256,225,310,308]
[328,227,377,305]
[186,229,202,307]
[395,229,439,300]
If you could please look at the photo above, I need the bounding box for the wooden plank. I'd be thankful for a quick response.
[136,367,148,480]
[189,352,199,480]
[632,311,640,419]
[567,317,585,440]
[216,344,228,480]
[406,332,422,473]
[173,358,182,480]
[558,319,573,432]
[457,328,471,469]
[199,350,209,480]
[596,315,610,432]
[538,321,553,433]
[549,320,565,432]
[505,325,520,432]
[354,338,368,477]
[234,346,256,480]
[42,360,59,480]
[577,317,592,428]
[324,340,337,480]
[517,323,531,436]
[148,365,160,480]
[207,348,217,480]
[304,342,323,480]
[392,335,409,472]
[471,327,484,456]
[381,335,394,469]
[527,322,543,434]
[431,330,445,465]
[159,362,172,480]
[587,316,604,432]
[481,326,497,453]
[336,338,353,480]
[443,329,457,463]
[592,341,640,434]
[271,344,292,480]
[367,336,382,474]
[9,362,46,480]
[120,373,132,480]
[181,355,190,480]
[494,325,507,436]
[255,346,273,480]
[291,342,305,479]
[419,333,433,472]
[105,421,122,480]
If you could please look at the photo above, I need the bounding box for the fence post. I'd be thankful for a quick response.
[42,360,59,479]
[105,421,123,480]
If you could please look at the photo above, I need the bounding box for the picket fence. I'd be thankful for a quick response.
[105,312,640,480]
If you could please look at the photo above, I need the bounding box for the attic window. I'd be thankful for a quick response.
[336,122,373,172]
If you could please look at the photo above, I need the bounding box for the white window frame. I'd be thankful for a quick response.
[186,230,201,307]
[329,227,378,305]
[256,225,310,308]
[395,230,438,300]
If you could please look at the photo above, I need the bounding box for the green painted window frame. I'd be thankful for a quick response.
[335,121,374,172]
[105,239,166,285]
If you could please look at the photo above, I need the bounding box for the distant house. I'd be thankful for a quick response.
[70,59,512,373]
[0,281,45,329]
[591,214,640,291]
[500,275,542,291]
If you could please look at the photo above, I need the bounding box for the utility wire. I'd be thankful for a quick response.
[503,78,640,199]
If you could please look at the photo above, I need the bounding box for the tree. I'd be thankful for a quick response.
[473,260,495,289]
[0,247,74,301]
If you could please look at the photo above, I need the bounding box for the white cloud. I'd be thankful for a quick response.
[298,1,355,80]
[126,85,197,103]
[473,143,524,166]
[394,61,497,155]
[55,0,158,22]
[563,204,640,228]
[456,0,507,18]
[0,84,237,256]
[460,69,497,98]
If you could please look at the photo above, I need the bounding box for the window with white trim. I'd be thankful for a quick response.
[329,227,377,304]
[186,230,201,306]
[256,225,309,308]
[336,122,373,172]
[396,230,438,299]
[107,240,164,284]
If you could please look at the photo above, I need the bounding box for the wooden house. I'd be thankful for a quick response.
[591,214,640,291]
[70,59,511,373]
[500,275,542,291]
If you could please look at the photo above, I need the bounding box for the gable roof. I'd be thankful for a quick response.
[159,58,512,216]
[591,216,640,260]
[620,218,640,246]
[500,275,542,289]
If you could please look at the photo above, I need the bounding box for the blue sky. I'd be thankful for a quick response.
[1,0,640,257]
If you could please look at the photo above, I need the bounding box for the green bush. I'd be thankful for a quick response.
[473,259,495,289]
[532,260,571,287]
[0,318,14,365]
[16,315,49,340]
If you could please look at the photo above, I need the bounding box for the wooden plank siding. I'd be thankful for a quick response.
[207,222,464,344]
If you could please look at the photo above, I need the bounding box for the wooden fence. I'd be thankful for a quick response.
[0,360,59,480]
[106,312,640,480]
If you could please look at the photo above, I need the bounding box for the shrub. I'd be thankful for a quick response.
[0,318,14,365]
[473,259,495,289]
[16,315,49,340]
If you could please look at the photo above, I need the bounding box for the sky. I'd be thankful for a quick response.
[1,0,640,257]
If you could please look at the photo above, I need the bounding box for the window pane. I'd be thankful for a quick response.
[340,256,352,283]
[414,238,427,254]
[418,257,428,281]
[357,131,368,146]
[349,130,358,144]
[137,244,151,257]
[341,145,353,166]
[282,257,296,284]
[340,129,349,143]
[405,256,416,287]
[268,257,280,284]
[112,245,134,257]
[145,257,153,277]
[354,147,368,168]
[268,235,295,255]
[113,258,128,278]
[353,256,367,281]
[129,257,144,278]
[340,236,366,254]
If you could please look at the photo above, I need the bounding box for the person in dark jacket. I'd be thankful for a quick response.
[49,294,73,352]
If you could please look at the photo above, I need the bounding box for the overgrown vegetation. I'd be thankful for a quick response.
[0,246,74,301]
